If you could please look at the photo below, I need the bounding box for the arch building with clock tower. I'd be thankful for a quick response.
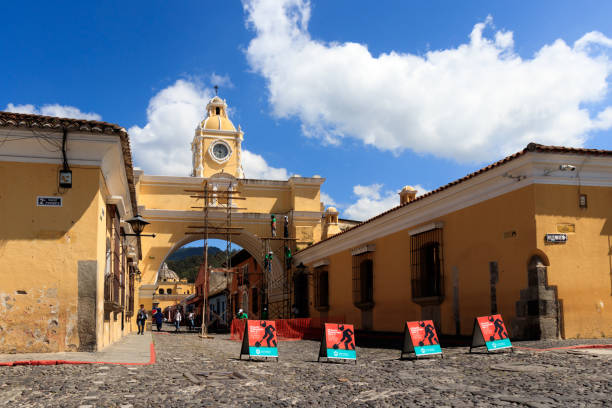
[133,95,337,321]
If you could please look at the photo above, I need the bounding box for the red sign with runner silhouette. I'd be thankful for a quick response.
[475,314,512,351]
[320,323,356,360]
[240,320,278,359]
[404,320,442,357]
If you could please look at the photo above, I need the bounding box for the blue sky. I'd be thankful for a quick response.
[2,0,612,222]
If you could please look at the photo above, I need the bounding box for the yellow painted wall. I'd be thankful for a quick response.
[96,174,134,349]
[0,162,100,352]
[137,184,198,211]
[534,184,612,338]
[306,185,539,335]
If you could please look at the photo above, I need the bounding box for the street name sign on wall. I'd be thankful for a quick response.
[318,323,356,363]
[469,314,513,353]
[400,320,442,359]
[545,233,567,243]
[239,320,278,360]
[36,196,62,207]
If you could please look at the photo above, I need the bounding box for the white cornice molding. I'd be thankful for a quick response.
[288,176,326,187]
[291,210,323,221]
[295,151,612,264]
[139,174,203,187]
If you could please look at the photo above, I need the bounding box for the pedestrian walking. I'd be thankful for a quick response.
[153,307,163,331]
[174,310,182,332]
[136,304,147,335]
[188,311,195,331]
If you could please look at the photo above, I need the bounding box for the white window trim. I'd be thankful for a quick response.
[351,244,376,256]
[408,222,444,236]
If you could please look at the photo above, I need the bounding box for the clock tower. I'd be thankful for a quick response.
[191,96,244,178]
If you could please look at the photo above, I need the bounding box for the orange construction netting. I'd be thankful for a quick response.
[230,317,345,341]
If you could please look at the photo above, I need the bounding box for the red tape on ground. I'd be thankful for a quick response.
[0,342,156,367]
[515,344,612,352]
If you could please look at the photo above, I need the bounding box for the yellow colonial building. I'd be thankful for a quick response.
[134,95,325,321]
[1,94,610,356]
[295,144,612,340]
[150,263,195,314]
[0,112,141,353]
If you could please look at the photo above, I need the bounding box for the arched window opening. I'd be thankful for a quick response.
[159,288,164,295]
[167,288,172,295]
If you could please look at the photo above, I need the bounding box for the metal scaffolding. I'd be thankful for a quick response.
[185,181,244,336]
[260,217,297,319]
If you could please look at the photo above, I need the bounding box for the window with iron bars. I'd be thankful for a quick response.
[314,266,329,311]
[104,204,126,318]
[352,251,374,310]
[127,264,135,317]
[410,228,444,302]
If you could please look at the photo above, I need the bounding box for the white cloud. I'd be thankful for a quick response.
[210,73,235,89]
[5,103,101,121]
[320,191,336,207]
[241,150,289,180]
[343,183,429,221]
[129,78,290,178]
[344,184,398,221]
[243,0,612,163]
[129,79,211,176]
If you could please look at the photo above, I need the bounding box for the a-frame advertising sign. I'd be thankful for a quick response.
[400,320,443,359]
[469,314,513,353]
[318,323,357,363]
[239,320,279,361]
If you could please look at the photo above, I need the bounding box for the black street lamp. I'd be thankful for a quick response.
[123,215,156,237]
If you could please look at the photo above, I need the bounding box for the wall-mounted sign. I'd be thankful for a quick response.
[36,196,62,207]
[545,233,567,243]
[556,223,575,233]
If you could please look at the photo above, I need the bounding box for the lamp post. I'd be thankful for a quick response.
[123,215,156,237]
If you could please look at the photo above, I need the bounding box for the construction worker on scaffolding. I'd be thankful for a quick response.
[237,308,248,319]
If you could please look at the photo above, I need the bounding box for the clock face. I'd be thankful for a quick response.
[211,142,230,160]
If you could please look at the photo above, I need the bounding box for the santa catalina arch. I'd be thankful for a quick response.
[135,96,327,317]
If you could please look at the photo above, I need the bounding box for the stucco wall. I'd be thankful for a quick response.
[534,184,612,338]
[306,185,538,335]
[0,162,101,352]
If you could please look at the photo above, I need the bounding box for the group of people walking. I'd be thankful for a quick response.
[136,304,197,334]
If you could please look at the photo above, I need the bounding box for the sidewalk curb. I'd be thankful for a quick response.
[0,342,156,367]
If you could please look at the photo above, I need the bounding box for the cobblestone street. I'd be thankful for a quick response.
[1,330,610,407]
